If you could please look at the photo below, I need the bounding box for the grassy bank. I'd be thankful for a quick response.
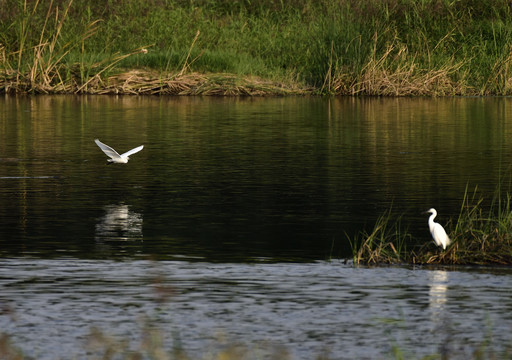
[2,0,512,95]
[351,187,512,266]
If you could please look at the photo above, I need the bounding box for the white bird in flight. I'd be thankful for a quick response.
[424,208,451,250]
[95,139,144,164]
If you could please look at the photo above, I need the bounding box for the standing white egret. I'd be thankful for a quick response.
[94,139,144,164]
[424,208,451,250]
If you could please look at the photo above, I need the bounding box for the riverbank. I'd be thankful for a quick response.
[3,1,512,96]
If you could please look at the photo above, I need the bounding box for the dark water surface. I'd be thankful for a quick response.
[2,96,512,358]
[1,95,512,260]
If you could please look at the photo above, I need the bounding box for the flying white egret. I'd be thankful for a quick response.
[94,139,144,164]
[424,208,451,250]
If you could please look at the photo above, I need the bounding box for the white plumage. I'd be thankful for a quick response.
[424,208,451,250]
[95,139,144,164]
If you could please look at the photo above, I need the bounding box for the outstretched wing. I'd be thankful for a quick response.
[95,139,122,160]
[120,145,144,158]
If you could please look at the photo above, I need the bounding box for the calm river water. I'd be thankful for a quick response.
[1,96,512,358]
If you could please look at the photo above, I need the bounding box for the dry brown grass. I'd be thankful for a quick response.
[332,42,472,96]
[484,45,512,95]
[104,70,310,96]
[1,69,310,96]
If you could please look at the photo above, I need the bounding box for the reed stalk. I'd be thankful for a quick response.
[177,29,202,77]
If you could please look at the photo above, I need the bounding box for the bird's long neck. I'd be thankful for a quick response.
[428,213,437,231]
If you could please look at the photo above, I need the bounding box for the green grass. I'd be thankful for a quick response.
[3,0,512,94]
[447,185,512,265]
[350,208,411,265]
[351,185,512,266]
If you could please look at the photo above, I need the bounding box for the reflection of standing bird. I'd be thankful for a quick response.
[424,208,451,250]
[95,139,144,164]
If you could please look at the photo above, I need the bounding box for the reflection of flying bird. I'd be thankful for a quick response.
[95,139,144,164]
[95,204,143,241]
[424,208,451,250]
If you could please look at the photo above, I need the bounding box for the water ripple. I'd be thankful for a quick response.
[1,259,512,359]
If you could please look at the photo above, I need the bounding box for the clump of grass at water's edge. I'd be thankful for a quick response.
[350,187,512,266]
[4,1,512,95]
[349,208,412,265]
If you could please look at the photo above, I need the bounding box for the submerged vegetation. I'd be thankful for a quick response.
[3,0,512,95]
[351,187,512,266]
